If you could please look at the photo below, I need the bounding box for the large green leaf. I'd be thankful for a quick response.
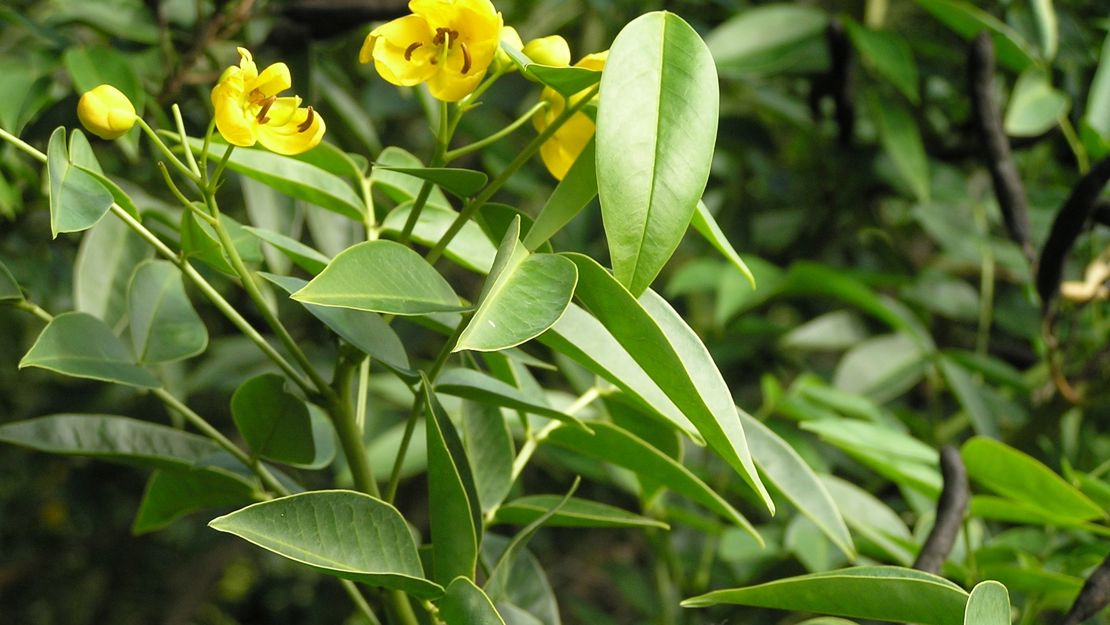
[261,273,412,376]
[742,413,855,559]
[424,378,481,584]
[597,11,719,296]
[455,217,577,352]
[567,254,772,512]
[244,226,330,275]
[1004,69,1068,137]
[292,240,466,315]
[376,166,487,198]
[436,368,585,428]
[492,495,668,530]
[845,21,919,103]
[682,566,969,625]
[133,467,257,534]
[127,260,207,363]
[544,422,759,541]
[0,414,223,470]
[523,139,597,252]
[961,437,1105,522]
[46,127,113,237]
[820,475,915,565]
[209,491,442,597]
[440,577,507,625]
[20,312,159,388]
[915,0,1037,72]
[0,260,21,301]
[381,202,497,274]
[870,92,930,202]
[462,400,514,514]
[705,4,829,76]
[231,374,315,466]
[964,581,1011,625]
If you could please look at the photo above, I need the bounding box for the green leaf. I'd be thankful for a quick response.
[870,92,930,202]
[20,312,159,388]
[803,419,941,496]
[1004,69,1069,137]
[820,475,915,565]
[456,217,577,352]
[969,496,1110,537]
[209,491,442,597]
[964,580,1011,625]
[462,400,514,514]
[961,437,1105,522]
[292,240,466,315]
[706,4,829,76]
[691,200,755,288]
[915,0,1037,72]
[63,45,145,112]
[436,368,586,428]
[376,167,487,198]
[682,566,969,625]
[0,414,223,470]
[1029,0,1057,60]
[47,127,114,237]
[371,147,450,206]
[127,260,208,363]
[231,374,315,466]
[566,253,772,512]
[382,201,497,274]
[180,211,262,276]
[260,273,412,376]
[523,139,597,252]
[938,357,1000,438]
[50,1,159,45]
[440,577,507,625]
[500,44,601,98]
[845,21,919,103]
[1085,34,1110,150]
[544,422,760,541]
[244,226,331,275]
[0,260,22,301]
[423,377,481,584]
[294,141,367,181]
[133,467,257,535]
[741,413,855,559]
[832,332,929,404]
[492,495,668,529]
[184,139,364,221]
[597,11,719,296]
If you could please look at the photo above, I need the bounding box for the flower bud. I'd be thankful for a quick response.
[523,35,571,67]
[494,26,524,73]
[77,85,136,140]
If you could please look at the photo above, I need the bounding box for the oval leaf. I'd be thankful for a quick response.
[440,577,507,625]
[435,368,586,428]
[133,467,257,535]
[382,202,497,274]
[522,139,597,252]
[128,260,208,363]
[706,4,829,76]
[74,215,152,327]
[965,580,1011,625]
[208,490,443,598]
[47,127,114,237]
[376,166,487,198]
[231,374,315,466]
[500,44,601,97]
[597,11,719,296]
[1004,69,1069,137]
[244,226,331,275]
[20,312,159,388]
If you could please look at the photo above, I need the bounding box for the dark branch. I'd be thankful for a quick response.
[826,18,854,147]
[913,446,969,575]
[968,32,1035,263]
[1059,553,1110,625]
[1036,156,1110,306]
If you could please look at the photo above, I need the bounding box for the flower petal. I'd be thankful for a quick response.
[211,79,257,147]
[251,62,292,98]
[368,14,437,86]
[257,106,325,155]
[426,65,484,101]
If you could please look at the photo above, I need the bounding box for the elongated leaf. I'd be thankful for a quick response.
[133,467,257,534]
[47,127,113,236]
[567,254,772,512]
[261,273,412,376]
[231,374,315,466]
[682,566,969,625]
[441,577,507,625]
[371,146,450,206]
[938,357,999,438]
[871,92,929,202]
[597,11,719,296]
[706,4,828,76]
[846,21,919,103]
[377,167,487,198]
[462,400,514,513]
[127,260,207,363]
[1004,69,1068,137]
[382,202,497,273]
[969,496,1110,537]
[741,413,855,559]
[245,226,330,275]
[915,0,1037,72]
[436,368,585,428]
[523,139,597,251]
[0,260,21,301]
[492,495,668,529]
[0,414,222,469]
[424,377,481,584]
[691,200,755,288]
[185,139,364,220]
[544,422,759,541]
[965,580,1011,625]
[803,419,941,496]
[501,44,601,97]
[820,475,915,565]
[209,491,442,597]
[456,217,577,352]
[20,312,159,388]
[1029,0,1057,60]
[1085,34,1110,153]
[293,240,466,315]
[961,437,1105,522]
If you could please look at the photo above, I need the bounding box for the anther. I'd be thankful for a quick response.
[255,96,276,124]
[460,42,472,74]
[297,107,315,133]
[405,42,422,61]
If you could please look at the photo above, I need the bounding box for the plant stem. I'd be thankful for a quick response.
[508,387,600,483]
[425,84,599,265]
[0,127,47,163]
[445,101,548,162]
[1059,114,1091,174]
[14,300,53,323]
[398,100,451,244]
[135,117,199,182]
[332,353,381,498]
[172,104,202,178]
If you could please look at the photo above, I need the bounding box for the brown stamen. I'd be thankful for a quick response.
[432,27,459,46]
[255,96,276,124]
[460,42,472,74]
[297,107,315,133]
[404,42,422,61]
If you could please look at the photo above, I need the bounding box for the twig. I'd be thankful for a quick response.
[1037,157,1110,306]
[826,18,855,146]
[1059,553,1110,625]
[913,446,969,575]
[968,32,1035,263]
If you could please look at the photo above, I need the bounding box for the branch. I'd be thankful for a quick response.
[826,18,854,146]
[913,446,969,575]
[1059,553,1110,625]
[968,32,1035,263]
[1036,156,1110,307]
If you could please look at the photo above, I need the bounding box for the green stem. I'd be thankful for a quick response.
[445,101,548,162]
[508,387,599,484]
[398,99,451,244]
[200,118,217,183]
[157,162,211,222]
[356,357,371,431]
[426,84,600,265]
[172,104,201,178]
[0,127,47,163]
[135,117,199,183]
[1059,114,1090,174]
[14,300,53,323]
[333,353,381,498]
[209,144,235,193]
[342,582,383,625]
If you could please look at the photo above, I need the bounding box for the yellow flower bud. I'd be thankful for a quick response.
[523,35,571,67]
[77,84,137,140]
[494,25,524,73]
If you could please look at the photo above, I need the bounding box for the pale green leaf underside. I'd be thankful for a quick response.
[20,312,159,388]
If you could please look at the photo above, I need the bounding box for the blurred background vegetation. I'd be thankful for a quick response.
[2,0,1110,623]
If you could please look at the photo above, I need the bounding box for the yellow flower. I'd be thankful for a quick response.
[523,35,570,67]
[211,47,325,155]
[533,51,607,180]
[493,25,523,73]
[359,0,503,102]
[76,85,136,140]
